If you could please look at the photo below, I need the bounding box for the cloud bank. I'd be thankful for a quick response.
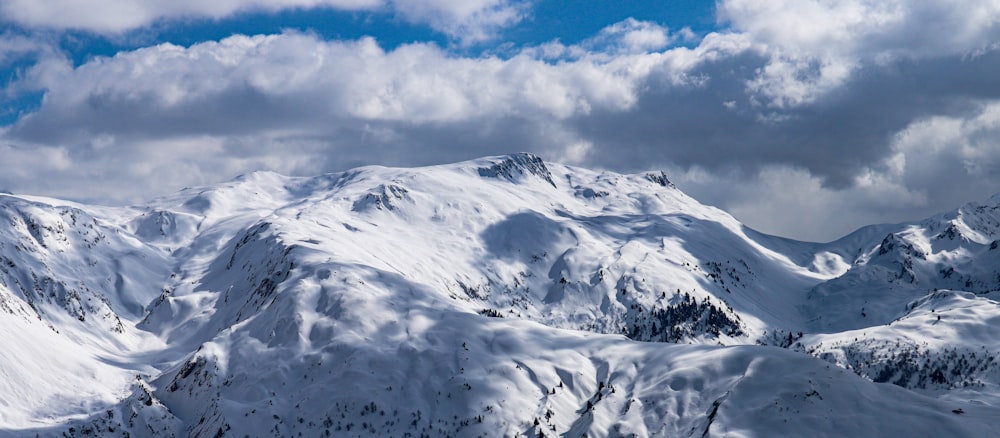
[2,0,1000,241]
[0,0,528,43]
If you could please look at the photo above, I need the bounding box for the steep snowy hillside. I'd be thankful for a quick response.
[1,153,999,436]
[783,195,1000,408]
[0,196,171,428]
[804,197,1000,332]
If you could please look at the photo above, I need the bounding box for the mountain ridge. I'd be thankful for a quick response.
[1,153,999,436]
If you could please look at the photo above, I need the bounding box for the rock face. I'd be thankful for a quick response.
[2,154,999,437]
[476,152,557,187]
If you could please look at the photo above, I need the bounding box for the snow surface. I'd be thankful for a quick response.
[0,153,999,436]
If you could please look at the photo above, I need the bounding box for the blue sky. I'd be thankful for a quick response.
[2,0,1000,241]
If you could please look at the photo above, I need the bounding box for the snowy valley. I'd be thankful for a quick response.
[1,153,999,437]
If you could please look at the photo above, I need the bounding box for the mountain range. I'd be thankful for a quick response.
[2,153,999,436]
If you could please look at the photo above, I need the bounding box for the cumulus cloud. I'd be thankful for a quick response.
[0,33,48,65]
[887,102,1000,201]
[0,25,694,201]
[721,0,1000,58]
[719,0,1000,107]
[671,164,928,242]
[0,130,337,203]
[669,100,1000,241]
[3,0,1000,241]
[8,31,667,140]
[585,18,674,55]
[0,0,529,43]
[391,0,528,44]
[0,0,378,33]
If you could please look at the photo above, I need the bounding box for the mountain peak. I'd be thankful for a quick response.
[475,152,556,187]
[645,170,676,188]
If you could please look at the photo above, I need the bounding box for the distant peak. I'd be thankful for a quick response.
[933,223,963,241]
[875,232,926,260]
[476,153,556,188]
[231,170,286,183]
[352,184,411,212]
[645,171,675,188]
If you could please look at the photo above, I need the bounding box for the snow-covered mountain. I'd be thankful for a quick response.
[2,153,999,436]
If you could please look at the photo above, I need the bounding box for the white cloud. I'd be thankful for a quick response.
[391,0,528,44]
[0,27,692,203]
[3,3,1000,242]
[524,19,700,62]
[718,0,1000,107]
[720,0,1000,59]
[13,31,675,134]
[0,140,75,196]
[890,102,1000,189]
[744,54,856,108]
[0,132,327,203]
[672,163,927,242]
[0,0,377,33]
[674,100,1000,241]
[0,0,529,43]
[589,18,673,55]
[0,33,48,66]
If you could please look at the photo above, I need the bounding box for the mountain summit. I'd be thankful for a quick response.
[1,154,998,436]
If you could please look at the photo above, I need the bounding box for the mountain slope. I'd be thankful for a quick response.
[1,153,999,436]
